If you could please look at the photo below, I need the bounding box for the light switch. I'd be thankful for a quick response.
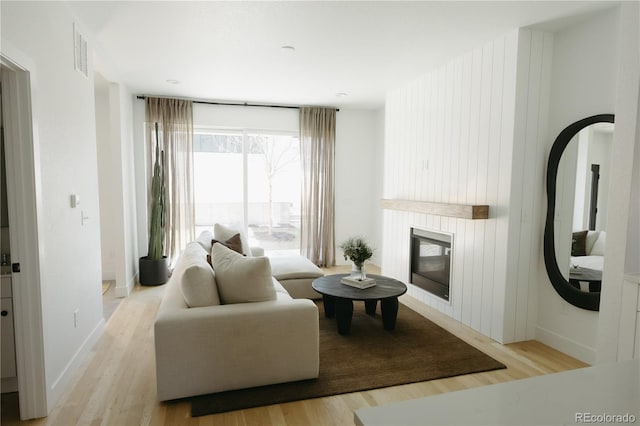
[70,194,80,208]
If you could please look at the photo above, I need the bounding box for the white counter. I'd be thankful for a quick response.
[354,359,639,426]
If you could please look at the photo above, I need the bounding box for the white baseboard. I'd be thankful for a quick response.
[47,318,105,410]
[535,325,596,365]
[115,274,136,298]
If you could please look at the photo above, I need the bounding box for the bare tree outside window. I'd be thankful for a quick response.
[249,134,300,236]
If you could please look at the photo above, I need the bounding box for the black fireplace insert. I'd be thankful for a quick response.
[410,228,452,301]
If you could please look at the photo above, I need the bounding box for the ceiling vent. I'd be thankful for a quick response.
[73,23,88,78]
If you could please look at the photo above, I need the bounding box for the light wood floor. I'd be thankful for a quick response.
[2,265,588,425]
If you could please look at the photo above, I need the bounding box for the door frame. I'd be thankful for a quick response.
[1,48,48,419]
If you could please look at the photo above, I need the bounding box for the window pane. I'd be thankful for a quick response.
[246,133,301,255]
[193,132,244,234]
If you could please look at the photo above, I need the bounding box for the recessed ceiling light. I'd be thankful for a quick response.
[166,79,180,84]
[336,92,348,98]
[281,45,296,52]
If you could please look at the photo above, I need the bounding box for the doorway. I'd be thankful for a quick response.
[1,78,21,421]
[0,56,48,420]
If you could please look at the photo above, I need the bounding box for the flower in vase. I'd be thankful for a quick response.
[339,237,373,268]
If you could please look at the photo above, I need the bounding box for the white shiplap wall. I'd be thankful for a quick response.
[382,29,552,343]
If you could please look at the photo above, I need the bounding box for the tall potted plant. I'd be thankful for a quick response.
[139,122,168,286]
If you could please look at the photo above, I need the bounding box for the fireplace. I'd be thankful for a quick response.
[410,228,452,301]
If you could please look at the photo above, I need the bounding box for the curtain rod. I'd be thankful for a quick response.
[135,96,339,112]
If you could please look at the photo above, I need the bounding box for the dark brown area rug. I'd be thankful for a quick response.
[190,301,505,416]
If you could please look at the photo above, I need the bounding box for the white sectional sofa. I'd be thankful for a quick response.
[197,224,324,299]
[154,239,320,401]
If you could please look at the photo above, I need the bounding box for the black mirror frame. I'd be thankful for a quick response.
[543,114,614,312]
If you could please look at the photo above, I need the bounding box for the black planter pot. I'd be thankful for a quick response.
[139,256,169,286]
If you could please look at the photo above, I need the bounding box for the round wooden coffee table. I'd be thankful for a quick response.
[312,274,407,335]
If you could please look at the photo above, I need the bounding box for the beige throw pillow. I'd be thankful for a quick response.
[585,231,600,255]
[211,243,276,304]
[591,231,606,256]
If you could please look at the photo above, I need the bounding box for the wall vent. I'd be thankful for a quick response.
[73,23,88,78]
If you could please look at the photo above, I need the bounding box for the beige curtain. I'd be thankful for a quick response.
[145,97,195,268]
[300,107,336,267]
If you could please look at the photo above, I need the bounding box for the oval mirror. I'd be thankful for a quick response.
[544,114,614,311]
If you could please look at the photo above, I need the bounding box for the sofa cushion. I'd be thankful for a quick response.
[179,243,221,307]
[214,223,252,256]
[211,243,276,304]
[570,255,604,271]
[196,230,214,252]
[212,232,243,255]
[269,255,324,280]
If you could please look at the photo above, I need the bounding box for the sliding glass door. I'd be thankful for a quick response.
[193,129,301,255]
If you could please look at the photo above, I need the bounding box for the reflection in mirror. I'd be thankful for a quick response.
[555,123,613,292]
[544,114,614,311]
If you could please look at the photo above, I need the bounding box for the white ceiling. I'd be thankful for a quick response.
[70,1,617,109]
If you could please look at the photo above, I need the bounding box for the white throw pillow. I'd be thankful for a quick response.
[214,223,252,256]
[585,231,600,255]
[591,231,606,256]
[178,242,221,307]
[196,230,214,252]
[211,243,276,304]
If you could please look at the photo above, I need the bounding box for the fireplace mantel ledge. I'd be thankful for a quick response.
[381,199,489,220]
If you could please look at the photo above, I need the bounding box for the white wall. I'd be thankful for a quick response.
[120,86,139,296]
[557,141,580,273]
[193,103,299,132]
[571,126,613,232]
[108,83,138,297]
[597,1,640,362]
[382,29,551,343]
[133,100,147,259]
[1,2,104,411]
[95,74,116,280]
[95,74,138,297]
[133,102,383,264]
[573,129,590,230]
[625,123,640,275]
[536,7,620,364]
[373,108,385,265]
[335,108,384,266]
